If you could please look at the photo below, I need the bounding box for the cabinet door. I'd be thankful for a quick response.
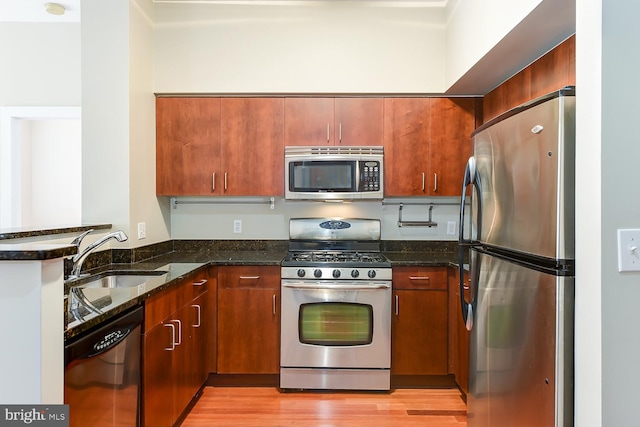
[334,98,384,146]
[220,98,285,196]
[391,289,448,375]
[383,98,430,196]
[451,269,470,393]
[428,98,475,196]
[171,305,191,425]
[217,288,280,374]
[284,98,334,146]
[189,291,209,392]
[217,266,280,374]
[143,322,174,427]
[156,97,221,196]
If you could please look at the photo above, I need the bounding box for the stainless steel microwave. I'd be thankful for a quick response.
[284,146,384,201]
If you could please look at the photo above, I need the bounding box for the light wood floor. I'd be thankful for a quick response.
[181,387,467,426]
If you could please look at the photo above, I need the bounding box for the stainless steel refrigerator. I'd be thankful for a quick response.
[458,87,575,427]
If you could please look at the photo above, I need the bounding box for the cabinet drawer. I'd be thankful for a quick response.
[184,269,209,301]
[392,266,448,290]
[218,266,280,290]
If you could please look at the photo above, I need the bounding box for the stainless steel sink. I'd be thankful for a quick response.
[78,270,168,289]
[67,270,169,325]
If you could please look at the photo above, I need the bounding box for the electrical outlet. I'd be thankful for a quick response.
[233,219,242,234]
[447,221,457,235]
[618,229,640,272]
[137,222,146,240]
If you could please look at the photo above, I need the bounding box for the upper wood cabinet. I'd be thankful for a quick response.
[156,97,221,196]
[383,98,430,195]
[220,98,284,196]
[284,97,384,146]
[428,98,475,196]
[383,97,476,197]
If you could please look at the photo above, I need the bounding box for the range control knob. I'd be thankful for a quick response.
[297,269,306,278]
[332,269,341,278]
[314,269,322,278]
[368,269,377,279]
[351,270,360,278]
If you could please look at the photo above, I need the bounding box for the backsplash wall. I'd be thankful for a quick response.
[168,197,464,241]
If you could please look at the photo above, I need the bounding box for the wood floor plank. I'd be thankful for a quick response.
[181,387,467,427]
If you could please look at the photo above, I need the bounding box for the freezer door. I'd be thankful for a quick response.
[467,249,574,427]
[472,94,575,260]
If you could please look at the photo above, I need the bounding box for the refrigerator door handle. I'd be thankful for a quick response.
[458,156,481,329]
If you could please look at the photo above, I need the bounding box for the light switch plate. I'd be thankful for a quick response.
[617,229,640,272]
[233,219,242,234]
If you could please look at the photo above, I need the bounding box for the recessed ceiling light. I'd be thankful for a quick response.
[45,2,66,15]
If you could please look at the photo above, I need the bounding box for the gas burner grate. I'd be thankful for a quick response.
[287,251,388,264]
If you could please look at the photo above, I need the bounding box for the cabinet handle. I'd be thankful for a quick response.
[463,285,470,290]
[239,275,261,280]
[409,276,431,281]
[273,293,277,315]
[164,323,176,351]
[224,172,228,191]
[339,123,342,142]
[192,304,201,328]
[212,172,216,192]
[433,173,438,192]
[327,124,330,143]
[193,279,207,286]
[421,173,425,192]
[171,319,182,346]
[395,294,399,316]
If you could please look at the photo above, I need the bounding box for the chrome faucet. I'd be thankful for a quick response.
[69,230,128,279]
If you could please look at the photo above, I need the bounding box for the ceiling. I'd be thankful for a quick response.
[0,0,80,22]
[0,0,446,23]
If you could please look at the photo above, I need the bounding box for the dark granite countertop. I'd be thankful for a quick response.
[384,251,460,268]
[0,224,111,241]
[64,243,464,342]
[0,242,78,260]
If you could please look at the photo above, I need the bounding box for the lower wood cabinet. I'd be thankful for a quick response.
[448,267,470,393]
[391,266,449,375]
[142,269,210,427]
[217,266,280,374]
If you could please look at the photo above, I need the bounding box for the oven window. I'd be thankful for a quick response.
[298,302,373,346]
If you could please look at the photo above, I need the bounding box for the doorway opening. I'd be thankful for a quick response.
[0,106,81,229]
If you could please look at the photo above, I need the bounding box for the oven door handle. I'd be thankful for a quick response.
[282,283,390,290]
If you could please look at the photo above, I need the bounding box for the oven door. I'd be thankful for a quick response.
[280,279,391,369]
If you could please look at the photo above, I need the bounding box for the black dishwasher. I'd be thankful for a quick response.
[64,306,143,427]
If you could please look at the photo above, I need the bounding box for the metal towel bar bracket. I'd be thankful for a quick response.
[397,203,438,228]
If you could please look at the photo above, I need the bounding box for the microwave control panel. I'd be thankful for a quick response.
[360,161,381,192]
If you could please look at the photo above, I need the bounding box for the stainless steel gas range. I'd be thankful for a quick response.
[280,218,392,391]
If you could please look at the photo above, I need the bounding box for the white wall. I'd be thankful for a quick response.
[0,22,80,106]
[129,0,172,246]
[81,0,131,244]
[81,0,170,248]
[170,197,461,241]
[154,2,446,94]
[22,119,81,227]
[575,1,602,424]
[591,1,640,424]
